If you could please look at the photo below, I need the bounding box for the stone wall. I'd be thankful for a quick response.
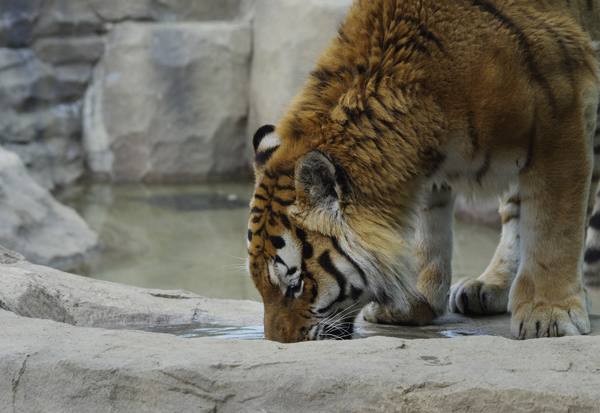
[0,0,353,188]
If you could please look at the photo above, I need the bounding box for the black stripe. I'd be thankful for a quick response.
[519,135,534,174]
[275,184,295,191]
[502,213,520,225]
[589,213,600,230]
[350,286,363,300]
[252,124,275,153]
[584,247,600,263]
[296,228,313,259]
[254,193,267,201]
[255,146,278,166]
[247,229,253,241]
[250,206,264,214]
[280,213,292,230]
[467,111,480,154]
[264,169,276,179]
[507,195,521,206]
[475,150,491,184]
[397,17,444,54]
[330,237,368,285]
[424,150,446,178]
[469,0,557,112]
[273,197,295,207]
[317,251,347,313]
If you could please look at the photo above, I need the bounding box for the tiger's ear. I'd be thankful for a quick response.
[295,150,351,213]
[253,125,281,171]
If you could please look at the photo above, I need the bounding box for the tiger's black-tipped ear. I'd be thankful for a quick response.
[253,125,281,169]
[295,151,352,210]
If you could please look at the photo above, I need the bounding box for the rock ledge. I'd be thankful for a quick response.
[1,250,600,412]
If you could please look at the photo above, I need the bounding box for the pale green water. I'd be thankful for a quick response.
[58,183,600,315]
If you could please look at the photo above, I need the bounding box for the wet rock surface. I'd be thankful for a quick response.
[1,249,600,412]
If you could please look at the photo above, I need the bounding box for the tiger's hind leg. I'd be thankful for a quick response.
[508,95,597,339]
[584,112,600,286]
[363,183,454,325]
[449,185,521,315]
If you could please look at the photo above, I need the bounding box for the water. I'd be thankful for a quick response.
[57,183,600,339]
[141,323,266,340]
[137,323,496,341]
[58,183,262,302]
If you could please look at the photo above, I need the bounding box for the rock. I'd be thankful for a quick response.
[454,196,502,229]
[0,48,88,189]
[84,21,251,182]
[32,1,105,40]
[32,36,105,66]
[246,0,353,161]
[0,0,44,47]
[4,131,84,190]
[87,0,244,23]
[0,147,99,268]
[0,249,262,327]
[1,253,600,412]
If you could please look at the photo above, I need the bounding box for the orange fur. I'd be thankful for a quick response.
[248,0,600,342]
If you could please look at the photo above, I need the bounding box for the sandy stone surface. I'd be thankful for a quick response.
[2,310,600,412]
[1,248,600,412]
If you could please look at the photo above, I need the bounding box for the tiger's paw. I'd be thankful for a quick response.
[362,297,437,326]
[510,299,590,339]
[449,278,508,315]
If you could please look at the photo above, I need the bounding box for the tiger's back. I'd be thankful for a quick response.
[248,0,600,342]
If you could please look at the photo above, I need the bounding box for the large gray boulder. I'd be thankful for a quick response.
[1,249,600,412]
[84,21,252,182]
[246,0,353,161]
[0,148,99,268]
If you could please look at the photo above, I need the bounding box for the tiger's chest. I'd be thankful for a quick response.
[426,129,530,197]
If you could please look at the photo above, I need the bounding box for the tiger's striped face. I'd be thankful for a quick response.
[248,125,371,342]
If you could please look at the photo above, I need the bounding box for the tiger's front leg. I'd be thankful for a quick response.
[449,185,521,315]
[508,121,592,339]
[363,183,454,325]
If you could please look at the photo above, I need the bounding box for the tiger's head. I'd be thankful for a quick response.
[247,125,406,343]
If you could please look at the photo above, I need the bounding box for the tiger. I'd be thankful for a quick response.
[247,0,600,343]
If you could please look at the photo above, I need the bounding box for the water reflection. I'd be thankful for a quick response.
[141,323,266,340]
[58,183,262,301]
[57,183,600,314]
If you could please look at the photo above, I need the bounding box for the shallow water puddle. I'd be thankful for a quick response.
[142,323,266,340]
[135,322,501,341]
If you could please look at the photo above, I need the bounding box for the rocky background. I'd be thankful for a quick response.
[0,0,356,265]
[0,0,354,189]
